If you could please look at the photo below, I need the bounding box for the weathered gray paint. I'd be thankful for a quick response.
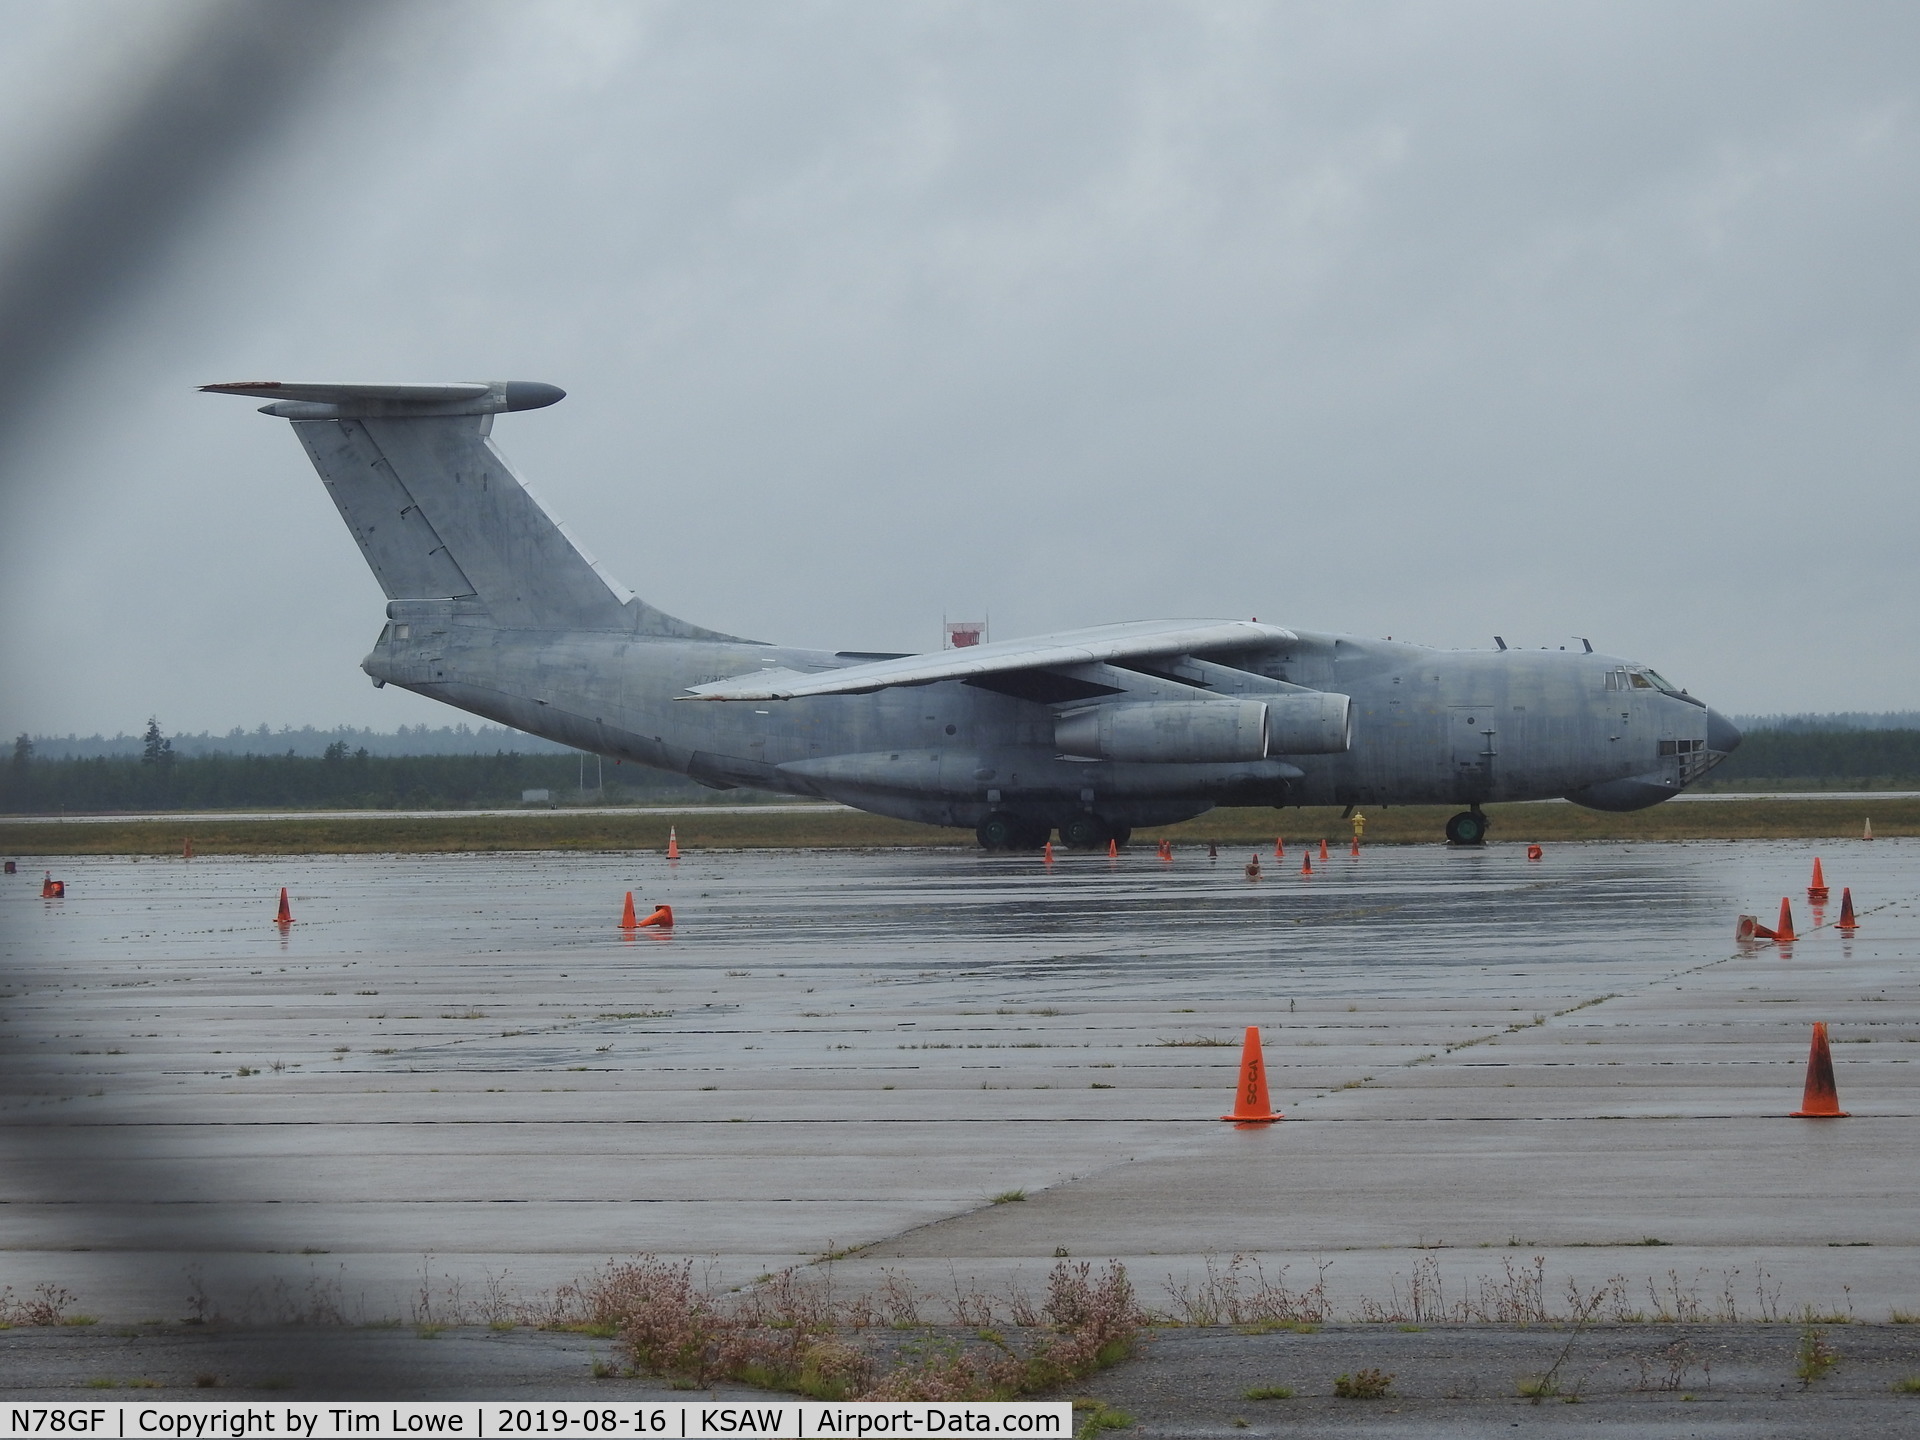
[206,380,1740,842]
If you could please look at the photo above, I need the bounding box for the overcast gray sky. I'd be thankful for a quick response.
[2,0,1916,738]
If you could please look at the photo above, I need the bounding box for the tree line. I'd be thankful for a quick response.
[4,730,705,813]
[1704,727,1920,787]
[5,724,1916,814]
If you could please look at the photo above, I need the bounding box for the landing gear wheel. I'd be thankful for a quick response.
[977,812,1019,851]
[1444,810,1489,845]
[1058,815,1104,850]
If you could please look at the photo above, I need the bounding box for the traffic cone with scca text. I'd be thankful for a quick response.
[1221,1026,1282,1124]
[1790,1022,1849,1118]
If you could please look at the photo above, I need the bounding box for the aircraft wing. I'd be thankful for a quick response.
[682,619,1295,701]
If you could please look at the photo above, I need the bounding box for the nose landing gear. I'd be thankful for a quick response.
[1444,807,1490,846]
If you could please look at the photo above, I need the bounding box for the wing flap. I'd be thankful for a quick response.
[681,619,1294,701]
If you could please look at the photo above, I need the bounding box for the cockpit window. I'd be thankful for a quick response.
[1637,668,1681,695]
[1628,671,1654,689]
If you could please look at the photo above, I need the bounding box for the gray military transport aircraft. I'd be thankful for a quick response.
[206,379,1742,849]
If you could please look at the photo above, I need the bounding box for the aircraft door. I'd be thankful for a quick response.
[1450,706,1497,799]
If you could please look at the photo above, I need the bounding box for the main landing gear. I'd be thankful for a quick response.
[976,812,1133,851]
[976,812,1051,851]
[1444,807,1490,846]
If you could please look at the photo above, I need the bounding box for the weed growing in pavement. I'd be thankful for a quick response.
[542,1255,1140,1403]
[0,1283,84,1326]
[1242,1384,1294,1400]
[1795,1323,1838,1389]
[1891,1376,1920,1394]
[1891,1308,1919,1324]
[1332,1368,1393,1399]
[991,1191,1027,1204]
[1070,1400,1132,1437]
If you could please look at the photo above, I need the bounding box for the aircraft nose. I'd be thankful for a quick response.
[1706,708,1742,754]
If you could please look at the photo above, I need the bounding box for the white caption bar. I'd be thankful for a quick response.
[1,1403,1071,1440]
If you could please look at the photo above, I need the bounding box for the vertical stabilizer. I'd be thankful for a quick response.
[203,380,733,637]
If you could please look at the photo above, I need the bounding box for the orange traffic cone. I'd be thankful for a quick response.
[1863,818,1873,841]
[1245,855,1261,879]
[1774,897,1796,943]
[183,837,194,859]
[1274,837,1284,858]
[1790,1022,1850,1118]
[1808,858,1829,903]
[41,871,54,898]
[1300,852,1312,876]
[1836,888,1858,931]
[620,891,638,929]
[666,827,680,860]
[1349,836,1360,857]
[1736,914,1772,942]
[1107,837,1118,857]
[1526,844,1544,861]
[637,903,674,929]
[275,887,293,926]
[1319,838,1329,861]
[1208,843,1218,860]
[1043,841,1055,864]
[1220,1026,1282,1124]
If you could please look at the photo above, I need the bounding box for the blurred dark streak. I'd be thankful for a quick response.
[0,0,388,462]
[0,1,449,1394]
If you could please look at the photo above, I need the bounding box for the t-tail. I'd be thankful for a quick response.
[201,380,731,638]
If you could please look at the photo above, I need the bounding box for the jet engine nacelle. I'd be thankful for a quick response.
[1264,691,1353,755]
[1055,699,1271,763]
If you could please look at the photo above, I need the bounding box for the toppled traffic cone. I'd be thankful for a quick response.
[637,903,673,929]
[1221,1026,1282,1124]
[1808,858,1829,903]
[1774,897,1797,943]
[1863,818,1873,841]
[1300,852,1313,876]
[1319,838,1329,861]
[1836,888,1858,931]
[1790,1022,1850,1118]
[620,891,639,929]
[666,827,680,860]
[1526,844,1544,861]
[42,872,66,898]
[275,887,293,926]
[1245,855,1261,880]
[1736,914,1773,942]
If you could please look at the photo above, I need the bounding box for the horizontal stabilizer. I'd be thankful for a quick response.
[201,380,564,419]
[683,619,1295,701]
